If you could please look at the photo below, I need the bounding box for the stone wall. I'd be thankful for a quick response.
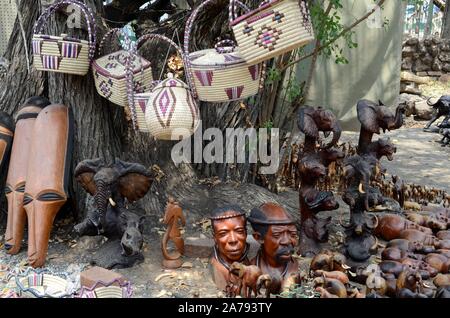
[402,37,450,79]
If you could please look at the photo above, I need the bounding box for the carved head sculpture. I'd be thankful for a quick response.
[297,106,342,149]
[74,158,152,232]
[249,203,298,268]
[210,205,248,266]
[368,138,396,161]
[357,99,405,134]
[299,156,326,179]
[119,211,145,256]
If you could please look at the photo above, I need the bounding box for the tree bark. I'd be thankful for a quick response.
[443,0,450,38]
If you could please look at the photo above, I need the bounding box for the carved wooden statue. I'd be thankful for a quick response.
[297,106,342,256]
[25,103,74,268]
[161,197,186,269]
[209,205,249,294]
[5,97,49,255]
[248,202,300,293]
[74,158,151,269]
[339,99,406,262]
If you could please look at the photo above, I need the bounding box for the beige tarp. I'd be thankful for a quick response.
[297,0,406,131]
[0,0,17,55]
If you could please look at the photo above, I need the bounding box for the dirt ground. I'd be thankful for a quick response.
[0,118,448,298]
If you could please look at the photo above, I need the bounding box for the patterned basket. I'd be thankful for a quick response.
[32,0,96,75]
[76,279,132,298]
[92,28,153,108]
[230,0,314,65]
[184,0,264,102]
[128,34,199,138]
[14,268,75,298]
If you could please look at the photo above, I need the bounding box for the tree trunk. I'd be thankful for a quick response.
[0,0,297,225]
[443,0,450,38]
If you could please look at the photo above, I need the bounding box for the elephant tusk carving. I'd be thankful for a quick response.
[109,197,116,207]
[358,183,365,194]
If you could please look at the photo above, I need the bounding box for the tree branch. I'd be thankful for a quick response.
[281,0,387,72]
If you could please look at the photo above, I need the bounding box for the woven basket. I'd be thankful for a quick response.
[230,0,314,65]
[14,268,74,298]
[128,34,199,138]
[76,279,132,298]
[32,0,96,75]
[92,28,153,108]
[184,0,264,102]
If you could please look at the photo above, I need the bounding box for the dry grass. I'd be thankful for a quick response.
[419,80,450,98]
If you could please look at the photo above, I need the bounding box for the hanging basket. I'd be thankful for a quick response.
[76,279,132,298]
[92,28,153,108]
[14,268,75,298]
[230,0,315,65]
[127,34,199,138]
[32,0,96,75]
[184,0,263,102]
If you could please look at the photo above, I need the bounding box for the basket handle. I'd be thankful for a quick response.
[34,0,97,62]
[127,33,187,131]
[214,39,236,54]
[184,0,250,99]
[97,28,130,56]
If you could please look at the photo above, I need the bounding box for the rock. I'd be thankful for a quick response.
[439,53,450,63]
[432,37,441,45]
[80,266,128,289]
[181,262,193,269]
[184,237,213,258]
[406,38,419,46]
[427,71,442,77]
[413,60,430,73]
[439,74,450,83]
[443,64,450,73]
[401,57,413,70]
[402,46,416,57]
[400,83,422,95]
[428,45,439,57]
[422,54,433,66]
[416,71,429,77]
[414,100,434,120]
[431,60,442,72]
[395,94,423,117]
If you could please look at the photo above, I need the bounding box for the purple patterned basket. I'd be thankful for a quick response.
[32,0,97,75]
[184,0,264,102]
[230,0,314,64]
[75,279,133,298]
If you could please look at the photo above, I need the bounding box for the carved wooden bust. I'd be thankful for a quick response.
[209,205,250,293]
[248,202,299,292]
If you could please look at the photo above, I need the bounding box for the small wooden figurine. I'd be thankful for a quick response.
[161,197,186,269]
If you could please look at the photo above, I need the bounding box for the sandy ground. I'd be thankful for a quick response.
[0,121,448,298]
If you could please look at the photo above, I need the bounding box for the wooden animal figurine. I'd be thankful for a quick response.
[374,214,432,241]
[310,250,350,272]
[255,274,279,298]
[161,197,186,269]
[229,262,263,298]
[405,213,448,231]
[25,104,73,268]
[396,268,432,298]
[313,270,349,284]
[314,276,347,298]
[433,273,450,288]
[400,229,450,249]
[424,253,450,274]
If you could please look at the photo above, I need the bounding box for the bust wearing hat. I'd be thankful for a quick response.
[249,202,300,290]
[209,205,250,293]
